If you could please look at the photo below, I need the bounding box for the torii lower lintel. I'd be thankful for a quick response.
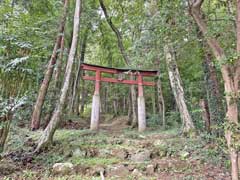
[80,63,158,132]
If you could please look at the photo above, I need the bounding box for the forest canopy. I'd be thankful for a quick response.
[0,0,239,179]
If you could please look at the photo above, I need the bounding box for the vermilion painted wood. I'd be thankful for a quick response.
[81,63,157,77]
[94,70,101,94]
[82,75,155,86]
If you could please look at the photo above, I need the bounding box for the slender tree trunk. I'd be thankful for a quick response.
[127,91,132,124]
[0,114,11,153]
[157,71,166,129]
[70,28,89,114]
[199,99,211,132]
[190,1,239,179]
[54,35,65,89]
[123,95,126,114]
[165,44,195,134]
[80,80,86,115]
[31,0,68,130]
[35,0,82,152]
[99,0,130,66]
[130,75,138,128]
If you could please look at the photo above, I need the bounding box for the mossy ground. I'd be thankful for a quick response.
[0,117,231,180]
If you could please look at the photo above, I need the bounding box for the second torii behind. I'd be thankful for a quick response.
[81,63,158,132]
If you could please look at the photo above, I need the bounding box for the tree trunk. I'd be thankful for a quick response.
[54,35,65,89]
[80,80,86,115]
[130,75,138,128]
[190,1,239,179]
[199,99,211,132]
[203,51,224,131]
[70,28,89,114]
[99,0,130,66]
[127,91,132,124]
[35,0,82,152]
[31,0,68,130]
[0,115,11,153]
[165,44,195,135]
[157,71,166,129]
[151,89,156,114]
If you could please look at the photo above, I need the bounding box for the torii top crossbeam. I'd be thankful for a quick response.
[80,63,158,132]
[81,63,158,88]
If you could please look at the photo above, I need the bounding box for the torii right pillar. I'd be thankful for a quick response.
[137,73,146,132]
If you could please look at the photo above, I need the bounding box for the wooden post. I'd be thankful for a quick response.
[90,70,101,130]
[137,73,146,132]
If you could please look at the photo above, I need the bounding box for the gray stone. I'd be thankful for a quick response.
[72,148,86,157]
[130,150,151,162]
[146,164,155,175]
[132,169,142,177]
[107,165,129,177]
[111,149,128,159]
[52,162,74,175]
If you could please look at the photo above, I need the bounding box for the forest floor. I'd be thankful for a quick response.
[0,115,231,180]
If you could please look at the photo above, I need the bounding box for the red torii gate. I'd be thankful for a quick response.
[80,63,158,132]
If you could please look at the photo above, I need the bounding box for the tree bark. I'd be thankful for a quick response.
[70,28,89,114]
[54,35,65,89]
[199,99,211,132]
[31,0,68,130]
[157,71,166,129]
[80,80,86,115]
[165,44,195,134]
[0,114,11,153]
[35,0,82,152]
[203,52,224,130]
[189,0,239,179]
[130,75,138,128]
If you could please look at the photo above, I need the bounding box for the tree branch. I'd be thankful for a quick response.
[99,0,130,66]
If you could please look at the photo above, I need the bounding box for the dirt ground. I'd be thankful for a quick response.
[0,116,231,180]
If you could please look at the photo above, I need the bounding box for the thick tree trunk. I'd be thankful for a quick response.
[165,45,195,134]
[31,0,68,130]
[203,52,224,129]
[190,1,239,179]
[35,0,82,152]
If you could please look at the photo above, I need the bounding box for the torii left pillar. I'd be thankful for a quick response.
[137,74,146,132]
[90,70,101,130]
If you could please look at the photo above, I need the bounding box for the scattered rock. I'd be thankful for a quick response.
[111,149,128,159]
[85,148,98,157]
[72,148,86,157]
[127,164,136,171]
[52,162,74,175]
[132,168,142,177]
[153,140,166,146]
[0,160,19,175]
[130,150,151,162]
[107,165,129,177]
[90,166,105,176]
[146,164,155,175]
[98,149,111,158]
[74,164,89,174]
